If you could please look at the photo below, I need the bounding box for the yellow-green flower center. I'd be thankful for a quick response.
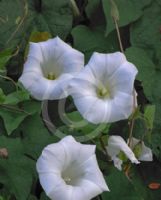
[47,72,56,80]
[97,85,111,99]
[63,177,72,184]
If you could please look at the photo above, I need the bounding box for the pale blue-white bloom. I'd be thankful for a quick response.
[36,136,109,200]
[19,37,84,100]
[106,136,153,170]
[69,52,138,124]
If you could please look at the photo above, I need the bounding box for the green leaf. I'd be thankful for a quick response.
[40,192,50,200]
[102,168,142,200]
[0,0,73,49]
[35,0,73,39]
[130,0,161,68]
[102,0,151,36]
[156,0,161,5]
[144,105,155,131]
[86,0,101,19]
[85,0,106,27]
[0,88,6,104]
[0,158,35,200]
[0,136,24,157]
[0,78,15,94]
[132,165,161,200]
[0,136,35,200]
[72,25,119,62]
[4,90,30,105]
[0,49,12,71]
[56,111,108,142]
[125,46,161,160]
[0,0,30,49]
[0,107,28,135]
[125,47,156,101]
[0,100,40,135]
[28,195,38,200]
[21,113,58,159]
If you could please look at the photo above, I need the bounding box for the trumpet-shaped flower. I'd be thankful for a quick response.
[69,52,138,124]
[106,136,153,170]
[19,37,84,100]
[36,136,109,200]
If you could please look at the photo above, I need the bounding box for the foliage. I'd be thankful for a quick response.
[0,0,161,199]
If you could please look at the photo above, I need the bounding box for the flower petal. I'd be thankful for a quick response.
[109,61,138,95]
[87,52,126,80]
[139,143,153,161]
[19,72,51,100]
[19,72,75,100]
[81,155,109,191]
[60,136,96,166]
[22,57,43,74]
[47,182,73,200]
[37,36,84,76]
[129,137,140,149]
[48,182,102,200]
[72,95,109,124]
[69,67,97,98]
[39,173,65,197]
[36,143,66,173]
[128,137,153,161]
[108,91,134,122]
[107,136,140,165]
[112,156,123,171]
[27,42,43,63]
[73,179,103,200]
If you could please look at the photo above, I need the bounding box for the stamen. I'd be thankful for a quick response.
[47,72,56,80]
[97,86,111,98]
[64,177,71,184]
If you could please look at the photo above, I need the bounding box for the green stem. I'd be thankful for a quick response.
[0,104,31,115]
[113,18,124,53]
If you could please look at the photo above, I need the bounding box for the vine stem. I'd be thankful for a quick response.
[113,18,124,53]
[0,104,31,115]
[70,0,80,17]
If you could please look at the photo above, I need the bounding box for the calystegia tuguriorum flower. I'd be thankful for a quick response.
[19,37,84,100]
[69,52,138,124]
[36,136,109,200]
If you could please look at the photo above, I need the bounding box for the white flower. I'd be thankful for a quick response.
[128,137,153,161]
[19,37,84,100]
[36,136,109,200]
[69,52,138,124]
[106,136,140,170]
[106,136,153,170]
